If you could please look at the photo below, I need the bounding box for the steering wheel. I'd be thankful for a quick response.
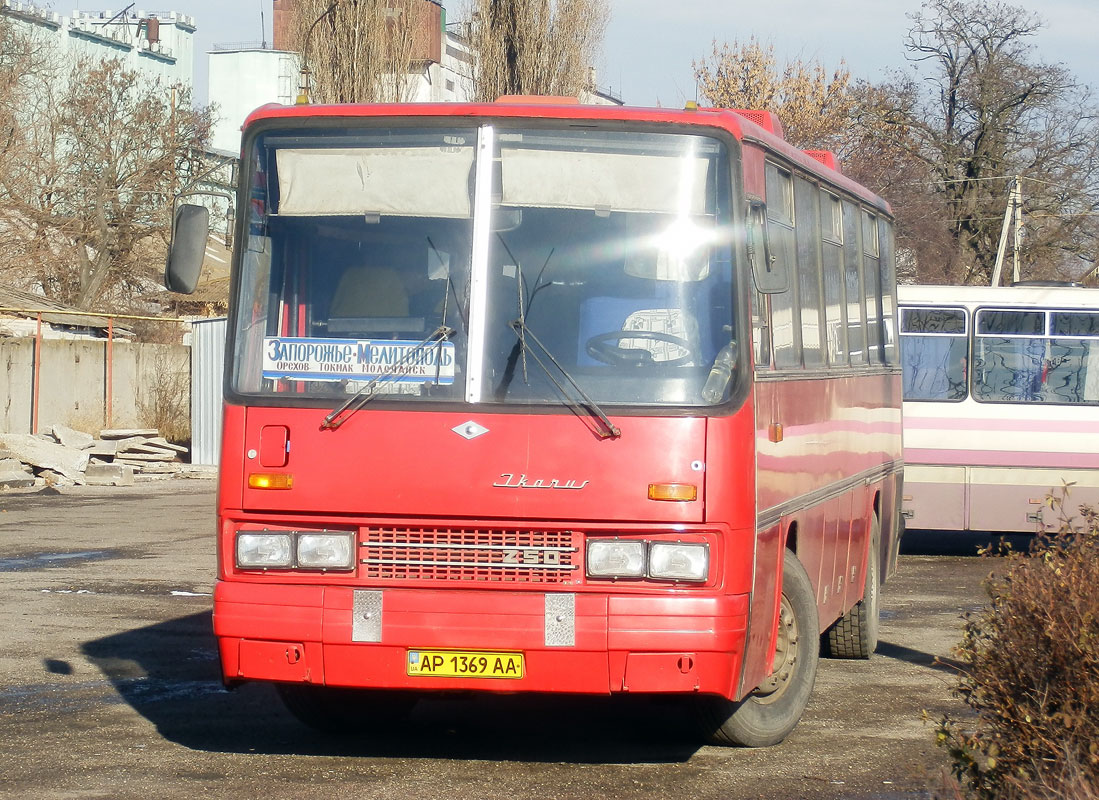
[585,330,696,367]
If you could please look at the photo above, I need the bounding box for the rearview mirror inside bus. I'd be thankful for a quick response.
[165,203,210,294]
[747,202,787,294]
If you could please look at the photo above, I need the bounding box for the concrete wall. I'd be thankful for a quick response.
[0,339,190,438]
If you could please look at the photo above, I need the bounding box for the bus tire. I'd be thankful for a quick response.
[276,683,417,734]
[696,549,819,747]
[823,513,880,659]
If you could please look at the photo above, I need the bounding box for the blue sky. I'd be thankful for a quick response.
[53,0,1099,107]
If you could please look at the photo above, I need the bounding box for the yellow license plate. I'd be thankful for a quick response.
[407,649,524,679]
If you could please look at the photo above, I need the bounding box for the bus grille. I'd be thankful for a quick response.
[359,527,581,584]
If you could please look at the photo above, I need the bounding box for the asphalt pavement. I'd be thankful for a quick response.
[0,480,997,799]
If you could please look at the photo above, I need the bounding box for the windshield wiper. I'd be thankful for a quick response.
[505,318,621,440]
[490,235,619,439]
[321,324,455,430]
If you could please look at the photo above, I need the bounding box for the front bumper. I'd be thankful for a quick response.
[214,581,749,697]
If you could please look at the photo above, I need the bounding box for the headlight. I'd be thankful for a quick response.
[586,539,646,578]
[236,532,293,568]
[235,530,356,571]
[649,542,709,582]
[297,532,355,571]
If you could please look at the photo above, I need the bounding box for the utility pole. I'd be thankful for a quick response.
[991,177,1021,286]
[1012,179,1023,284]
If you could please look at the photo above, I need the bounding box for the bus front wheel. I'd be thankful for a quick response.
[696,549,819,747]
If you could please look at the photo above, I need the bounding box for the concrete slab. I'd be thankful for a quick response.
[86,441,119,457]
[0,476,36,489]
[0,459,36,488]
[84,463,136,487]
[117,442,176,456]
[148,437,190,454]
[99,429,159,439]
[37,469,76,488]
[0,434,88,484]
[52,425,95,450]
[131,462,182,474]
[113,452,175,461]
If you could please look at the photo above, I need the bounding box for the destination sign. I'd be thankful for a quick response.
[262,337,455,383]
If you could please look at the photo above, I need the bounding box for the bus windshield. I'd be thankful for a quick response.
[229,123,739,408]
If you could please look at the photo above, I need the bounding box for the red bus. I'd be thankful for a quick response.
[168,99,903,747]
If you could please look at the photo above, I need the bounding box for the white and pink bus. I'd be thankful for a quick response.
[899,283,1099,533]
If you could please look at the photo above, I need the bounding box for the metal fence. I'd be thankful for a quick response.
[189,317,226,466]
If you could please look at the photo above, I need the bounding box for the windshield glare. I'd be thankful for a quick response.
[231,124,739,408]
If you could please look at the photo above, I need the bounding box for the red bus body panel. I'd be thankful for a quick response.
[215,403,759,697]
[233,408,710,524]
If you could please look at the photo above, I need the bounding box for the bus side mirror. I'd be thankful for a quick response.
[747,202,787,294]
[165,203,210,294]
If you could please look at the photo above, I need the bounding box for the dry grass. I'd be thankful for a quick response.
[136,347,190,445]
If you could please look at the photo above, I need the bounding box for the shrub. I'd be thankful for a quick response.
[936,488,1099,799]
[136,347,190,445]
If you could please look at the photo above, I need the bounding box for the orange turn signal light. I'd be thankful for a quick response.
[248,473,294,490]
[648,483,698,502]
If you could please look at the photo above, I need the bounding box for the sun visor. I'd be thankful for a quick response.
[500,149,711,215]
[275,147,474,218]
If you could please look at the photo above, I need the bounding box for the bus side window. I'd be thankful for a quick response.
[820,191,847,365]
[793,176,824,366]
[764,164,799,369]
[842,200,867,365]
[862,211,883,363]
[752,289,771,368]
[1048,312,1099,404]
[899,306,968,401]
[878,218,899,366]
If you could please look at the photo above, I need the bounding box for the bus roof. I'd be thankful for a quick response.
[898,283,1099,310]
[240,100,891,213]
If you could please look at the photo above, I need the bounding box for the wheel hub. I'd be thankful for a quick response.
[754,594,800,698]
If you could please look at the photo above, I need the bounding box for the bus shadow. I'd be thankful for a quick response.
[900,528,1033,557]
[875,640,962,674]
[80,612,702,763]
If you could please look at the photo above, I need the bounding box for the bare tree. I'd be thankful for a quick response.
[693,38,858,154]
[288,0,424,104]
[464,0,609,102]
[0,12,58,288]
[688,38,946,284]
[865,0,1099,284]
[839,81,961,285]
[0,56,213,310]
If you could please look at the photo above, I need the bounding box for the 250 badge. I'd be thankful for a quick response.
[501,548,562,565]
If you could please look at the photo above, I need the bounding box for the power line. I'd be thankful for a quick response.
[882,174,1099,194]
